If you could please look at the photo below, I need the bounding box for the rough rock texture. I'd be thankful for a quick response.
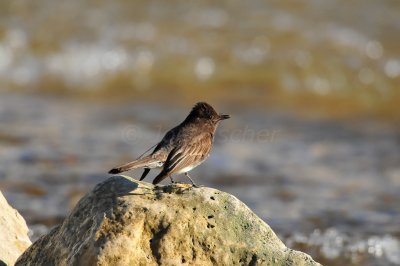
[16,176,321,266]
[0,191,32,266]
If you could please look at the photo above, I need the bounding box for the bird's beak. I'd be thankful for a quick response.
[219,114,230,120]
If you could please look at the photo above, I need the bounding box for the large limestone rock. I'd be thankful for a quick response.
[0,191,32,266]
[16,176,321,265]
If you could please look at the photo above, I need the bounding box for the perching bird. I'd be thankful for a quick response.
[108,102,230,186]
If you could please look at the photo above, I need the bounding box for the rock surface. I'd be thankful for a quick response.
[16,176,321,265]
[0,191,32,266]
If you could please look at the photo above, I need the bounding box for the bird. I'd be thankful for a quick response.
[108,102,230,187]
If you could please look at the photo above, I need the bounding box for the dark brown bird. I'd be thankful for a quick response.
[108,102,230,186]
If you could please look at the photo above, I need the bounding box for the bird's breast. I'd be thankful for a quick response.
[175,158,206,174]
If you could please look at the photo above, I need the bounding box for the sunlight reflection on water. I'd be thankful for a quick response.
[0,0,399,118]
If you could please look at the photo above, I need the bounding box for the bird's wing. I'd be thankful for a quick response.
[154,125,179,150]
[152,132,212,184]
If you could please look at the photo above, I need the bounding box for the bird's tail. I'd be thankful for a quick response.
[152,172,168,185]
[108,156,157,174]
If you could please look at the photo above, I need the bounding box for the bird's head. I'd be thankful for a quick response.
[187,102,230,124]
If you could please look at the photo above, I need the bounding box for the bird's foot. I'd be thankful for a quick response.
[184,173,202,188]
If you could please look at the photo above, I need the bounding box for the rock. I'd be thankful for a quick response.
[0,191,32,266]
[16,176,321,265]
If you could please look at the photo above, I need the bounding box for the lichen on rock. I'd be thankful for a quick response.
[16,176,321,265]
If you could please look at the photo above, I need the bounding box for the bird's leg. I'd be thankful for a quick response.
[185,172,200,188]
[169,176,175,184]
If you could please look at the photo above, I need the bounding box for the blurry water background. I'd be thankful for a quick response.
[0,0,399,265]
